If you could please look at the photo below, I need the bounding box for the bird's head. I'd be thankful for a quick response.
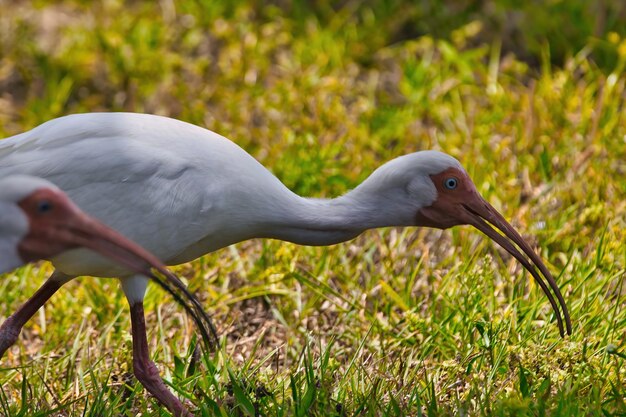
[361,151,571,337]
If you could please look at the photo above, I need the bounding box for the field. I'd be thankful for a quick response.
[1,1,625,416]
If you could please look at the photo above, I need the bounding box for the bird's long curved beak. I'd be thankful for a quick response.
[56,209,219,350]
[459,197,572,337]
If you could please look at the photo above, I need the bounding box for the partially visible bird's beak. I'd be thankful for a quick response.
[458,195,572,337]
[52,208,219,351]
[65,212,159,276]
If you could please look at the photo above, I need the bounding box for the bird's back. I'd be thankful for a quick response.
[0,113,292,276]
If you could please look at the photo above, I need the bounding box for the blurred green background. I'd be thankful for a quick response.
[1,1,625,416]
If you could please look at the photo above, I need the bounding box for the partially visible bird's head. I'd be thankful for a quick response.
[0,176,59,271]
[0,175,166,273]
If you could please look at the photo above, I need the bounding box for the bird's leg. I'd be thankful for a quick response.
[0,271,70,358]
[129,301,193,417]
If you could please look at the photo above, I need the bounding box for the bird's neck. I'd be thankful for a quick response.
[258,187,412,246]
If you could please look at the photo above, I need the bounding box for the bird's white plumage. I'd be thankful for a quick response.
[0,113,463,279]
[0,175,58,203]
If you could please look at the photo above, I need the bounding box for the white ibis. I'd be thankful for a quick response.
[0,174,215,417]
[0,112,572,415]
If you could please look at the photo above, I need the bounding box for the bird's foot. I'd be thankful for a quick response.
[134,358,194,417]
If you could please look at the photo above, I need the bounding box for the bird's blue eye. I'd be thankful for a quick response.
[444,178,458,190]
[37,200,53,213]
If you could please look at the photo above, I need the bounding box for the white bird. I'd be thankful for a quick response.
[0,175,215,417]
[0,113,571,416]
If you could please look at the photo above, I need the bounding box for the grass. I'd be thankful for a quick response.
[0,1,625,416]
